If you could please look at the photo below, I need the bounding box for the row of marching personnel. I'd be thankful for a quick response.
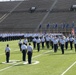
[18,35,76,54]
[5,34,76,64]
[0,33,24,41]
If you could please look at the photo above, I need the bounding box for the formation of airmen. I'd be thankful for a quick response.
[4,33,76,64]
[18,33,76,54]
[0,33,24,41]
[31,34,76,54]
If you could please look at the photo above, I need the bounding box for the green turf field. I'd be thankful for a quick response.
[0,40,76,75]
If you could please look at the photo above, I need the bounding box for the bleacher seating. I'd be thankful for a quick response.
[0,0,76,33]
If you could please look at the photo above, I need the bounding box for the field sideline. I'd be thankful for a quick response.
[0,40,76,75]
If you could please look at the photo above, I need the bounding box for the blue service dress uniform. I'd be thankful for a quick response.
[73,37,76,52]
[27,43,33,64]
[21,43,27,61]
[5,44,11,63]
[69,36,74,50]
[36,38,41,52]
[45,35,50,49]
[32,37,36,49]
[18,39,23,51]
[53,37,58,52]
[41,36,45,49]
[59,38,65,54]
[65,37,69,50]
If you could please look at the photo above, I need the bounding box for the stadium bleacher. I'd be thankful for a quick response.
[0,0,76,33]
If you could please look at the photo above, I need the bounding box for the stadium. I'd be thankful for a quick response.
[0,0,76,33]
[0,0,76,75]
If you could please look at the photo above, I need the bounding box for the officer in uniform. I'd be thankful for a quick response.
[69,36,74,50]
[18,39,23,51]
[32,37,36,49]
[36,37,41,52]
[50,36,54,49]
[53,37,58,53]
[45,35,50,49]
[27,43,33,64]
[73,36,76,52]
[23,38,28,45]
[41,36,45,49]
[5,44,11,63]
[21,43,27,62]
[59,37,65,54]
[65,36,69,50]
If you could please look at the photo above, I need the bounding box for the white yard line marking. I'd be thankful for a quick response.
[0,61,22,72]
[61,61,76,75]
[0,66,13,72]
[0,50,51,72]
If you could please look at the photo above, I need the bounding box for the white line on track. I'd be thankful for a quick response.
[0,50,51,72]
[61,61,76,75]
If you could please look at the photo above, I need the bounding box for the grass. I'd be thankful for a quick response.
[0,40,76,75]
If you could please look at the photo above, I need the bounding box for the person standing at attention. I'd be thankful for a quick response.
[5,44,11,63]
[53,37,58,53]
[69,36,74,50]
[73,36,76,52]
[59,36,65,54]
[32,37,36,49]
[45,35,50,49]
[23,38,28,45]
[65,36,69,50]
[41,36,45,49]
[18,39,23,51]
[21,42,27,62]
[27,43,33,64]
[36,37,41,52]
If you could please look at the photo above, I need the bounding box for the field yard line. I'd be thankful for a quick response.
[0,50,51,72]
[0,66,13,72]
[61,61,76,75]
